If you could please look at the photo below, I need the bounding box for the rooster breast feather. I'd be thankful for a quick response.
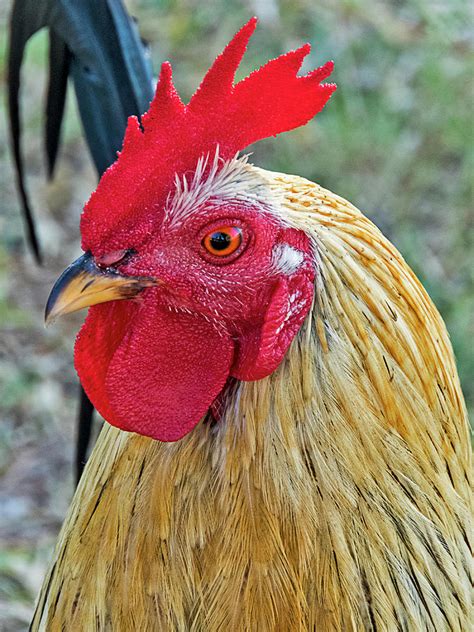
[32,172,472,631]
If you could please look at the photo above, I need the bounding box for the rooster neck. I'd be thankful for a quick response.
[32,176,472,631]
[33,332,472,630]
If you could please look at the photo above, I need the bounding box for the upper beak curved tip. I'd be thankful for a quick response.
[44,253,91,326]
[44,293,62,327]
[44,252,157,325]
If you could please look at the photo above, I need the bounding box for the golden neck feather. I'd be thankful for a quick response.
[32,172,472,632]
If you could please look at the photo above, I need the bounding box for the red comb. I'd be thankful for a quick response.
[81,18,336,251]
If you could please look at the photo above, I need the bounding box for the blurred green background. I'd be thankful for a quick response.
[0,0,472,628]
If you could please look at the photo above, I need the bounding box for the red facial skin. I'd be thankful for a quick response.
[74,203,315,441]
[74,17,334,441]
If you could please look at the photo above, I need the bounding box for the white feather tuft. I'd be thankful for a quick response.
[272,243,304,274]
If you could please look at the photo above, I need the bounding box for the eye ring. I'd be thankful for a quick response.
[202,226,243,258]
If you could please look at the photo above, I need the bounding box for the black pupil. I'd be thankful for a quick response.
[210,231,232,251]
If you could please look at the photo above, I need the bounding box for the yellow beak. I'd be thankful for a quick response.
[45,252,157,325]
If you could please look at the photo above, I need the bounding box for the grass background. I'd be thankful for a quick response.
[0,0,472,628]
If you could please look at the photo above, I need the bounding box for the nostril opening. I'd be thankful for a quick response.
[95,249,129,269]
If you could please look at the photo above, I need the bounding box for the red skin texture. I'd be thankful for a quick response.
[74,204,315,441]
[76,296,233,441]
[74,19,333,441]
[75,301,138,426]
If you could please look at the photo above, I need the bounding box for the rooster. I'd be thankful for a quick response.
[32,19,471,631]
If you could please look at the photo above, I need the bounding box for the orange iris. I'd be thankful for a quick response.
[202,226,242,257]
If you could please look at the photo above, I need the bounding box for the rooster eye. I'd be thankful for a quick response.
[202,226,242,257]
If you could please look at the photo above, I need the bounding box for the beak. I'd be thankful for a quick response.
[45,252,157,325]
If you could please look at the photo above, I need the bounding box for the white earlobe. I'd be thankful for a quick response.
[272,243,304,275]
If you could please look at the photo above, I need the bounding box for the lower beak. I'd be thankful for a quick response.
[45,252,157,325]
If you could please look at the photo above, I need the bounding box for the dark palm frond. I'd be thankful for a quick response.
[45,31,71,178]
[75,387,96,484]
[7,0,155,261]
[8,0,156,481]
[7,0,50,263]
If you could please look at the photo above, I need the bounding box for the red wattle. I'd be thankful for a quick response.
[75,296,234,442]
[231,272,314,381]
[74,301,139,425]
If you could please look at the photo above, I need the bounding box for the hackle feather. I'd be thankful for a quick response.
[32,170,472,631]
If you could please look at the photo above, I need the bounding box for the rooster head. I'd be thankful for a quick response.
[45,18,335,441]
